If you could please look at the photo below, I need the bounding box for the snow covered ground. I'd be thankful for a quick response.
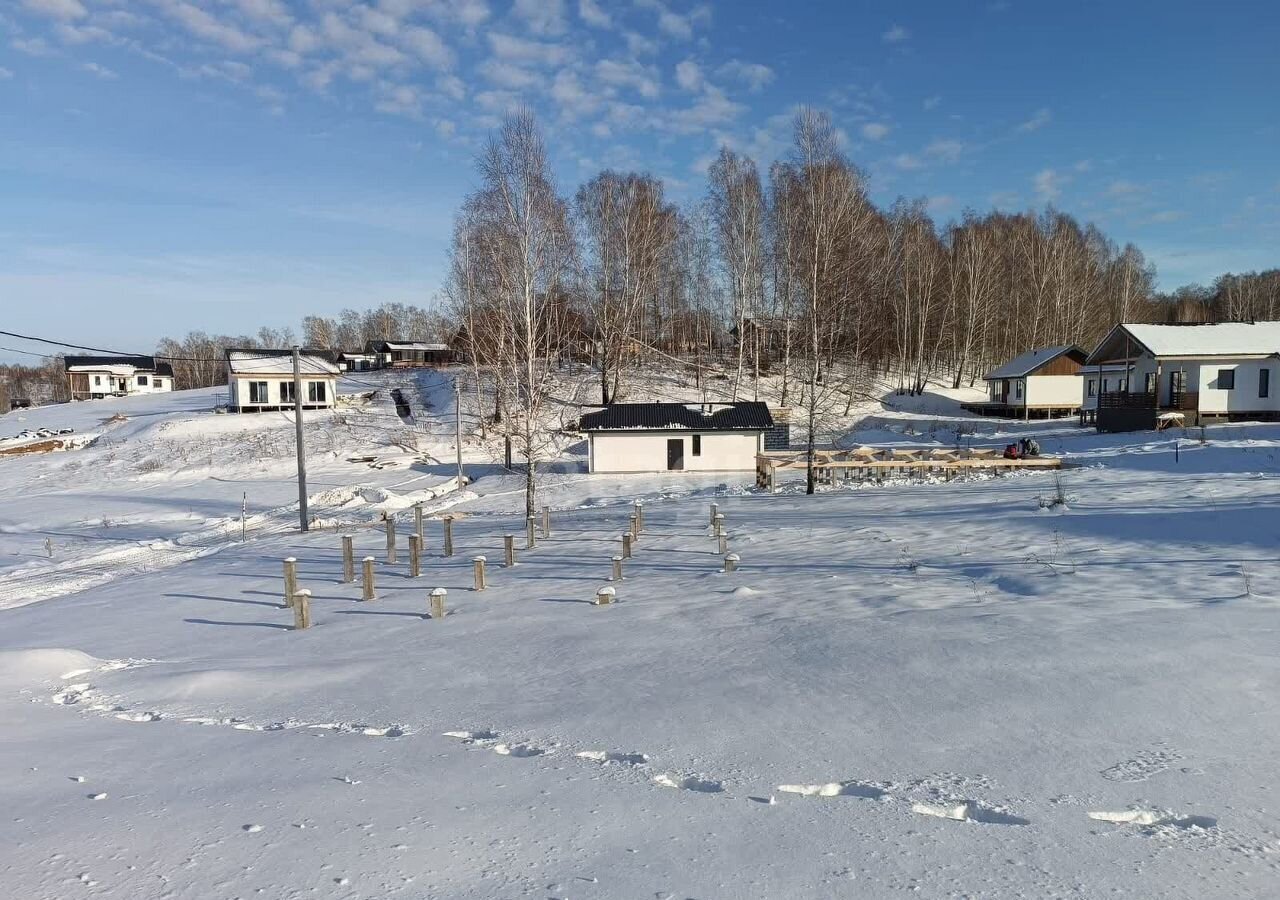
[2,372,1279,898]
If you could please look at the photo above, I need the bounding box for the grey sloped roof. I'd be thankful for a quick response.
[64,354,157,371]
[984,345,1084,380]
[579,401,774,432]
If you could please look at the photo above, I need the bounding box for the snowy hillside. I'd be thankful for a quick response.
[2,371,1279,898]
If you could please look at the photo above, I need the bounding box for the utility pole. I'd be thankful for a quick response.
[454,377,465,487]
[293,347,309,532]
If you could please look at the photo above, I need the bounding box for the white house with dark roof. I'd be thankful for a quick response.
[967,345,1091,419]
[225,349,340,413]
[1084,322,1280,430]
[579,402,774,473]
[64,355,174,400]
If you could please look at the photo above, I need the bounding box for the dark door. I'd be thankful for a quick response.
[666,438,684,471]
[1169,370,1185,408]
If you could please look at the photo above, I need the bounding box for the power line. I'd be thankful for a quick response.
[0,345,57,360]
[0,329,338,372]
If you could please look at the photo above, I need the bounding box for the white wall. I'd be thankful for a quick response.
[1024,375,1083,406]
[589,431,762,473]
[229,373,337,409]
[1194,358,1278,413]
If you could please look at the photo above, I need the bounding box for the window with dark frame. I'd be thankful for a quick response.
[280,381,296,403]
[248,380,268,403]
[308,381,327,403]
[1145,372,1156,393]
[1087,379,1096,397]
[136,375,148,386]
[1218,368,1235,390]
[1261,368,1271,399]
[692,434,701,456]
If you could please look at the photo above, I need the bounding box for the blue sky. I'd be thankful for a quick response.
[2,0,1278,361]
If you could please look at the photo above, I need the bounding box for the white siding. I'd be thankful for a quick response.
[228,373,336,409]
[589,431,762,473]
[1023,375,1082,407]
[1194,359,1278,414]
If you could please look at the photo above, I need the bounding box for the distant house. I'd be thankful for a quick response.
[966,345,1089,419]
[64,355,174,401]
[338,351,378,372]
[579,402,774,473]
[366,340,451,368]
[225,349,340,413]
[1084,322,1280,431]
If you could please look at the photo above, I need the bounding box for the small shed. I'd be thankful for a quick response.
[579,402,774,474]
[967,345,1089,419]
[366,341,451,368]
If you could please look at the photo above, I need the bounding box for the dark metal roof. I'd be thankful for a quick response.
[223,347,341,364]
[64,354,162,371]
[579,401,774,432]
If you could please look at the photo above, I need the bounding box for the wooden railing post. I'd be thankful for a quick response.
[504,534,515,567]
[473,556,487,591]
[526,516,536,550]
[414,503,424,545]
[621,532,632,559]
[341,535,354,583]
[292,589,311,629]
[385,515,397,564]
[611,555,623,582]
[595,586,615,605]
[283,557,298,609]
[541,506,550,538]
[362,556,376,601]
[443,516,454,557]
[430,587,447,620]
[408,534,421,578]
[709,501,718,525]
[723,552,739,573]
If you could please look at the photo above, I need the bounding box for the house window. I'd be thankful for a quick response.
[692,434,702,456]
[1087,379,1096,397]
[154,378,164,389]
[1102,378,1109,393]
[1261,368,1271,399]
[1014,380,1022,398]
[1144,372,1156,394]
[136,375,148,386]
[1217,369,1235,390]
[280,381,296,403]
[308,381,327,403]
[94,375,102,386]
[248,381,269,403]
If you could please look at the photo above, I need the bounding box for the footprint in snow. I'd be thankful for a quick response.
[778,781,886,800]
[115,711,161,723]
[1088,809,1217,829]
[576,750,649,766]
[52,683,92,705]
[443,729,498,743]
[494,743,548,758]
[653,774,723,793]
[911,800,1029,825]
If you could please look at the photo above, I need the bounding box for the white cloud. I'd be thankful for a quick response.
[925,139,963,161]
[923,95,941,111]
[717,59,773,92]
[479,59,541,90]
[550,68,602,119]
[928,195,956,215]
[1017,107,1052,133]
[624,31,657,55]
[228,0,291,28]
[155,0,262,53]
[1033,168,1064,201]
[578,0,611,28]
[861,122,891,141]
[638,0,709,41]
[595,58,660,99]
[435,118,457,139]
[882,24,909,43]
[0,67,14,79]
[675,59,702,92]
[1106,179,1144,197]
[513,0,567,36]
[22,0,86,21]
[398,25,453,69]
[892,153,923,170]
[488,33,571,67]
[437,73,466,101]
[374,82,423,118]
[81,61,118,79]
[54,22,113,45]
[11,36,52,55]
[1140,210,1186,225]
[288,24,321,54]
[663,86,743,134]
[1073,159,1093,173]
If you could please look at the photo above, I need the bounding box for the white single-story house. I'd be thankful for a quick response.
[967,345,1090,419]
[64,355,174,400]
[225,348,340,413]
[1084,321,1280,430]
[579,402,774,473]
